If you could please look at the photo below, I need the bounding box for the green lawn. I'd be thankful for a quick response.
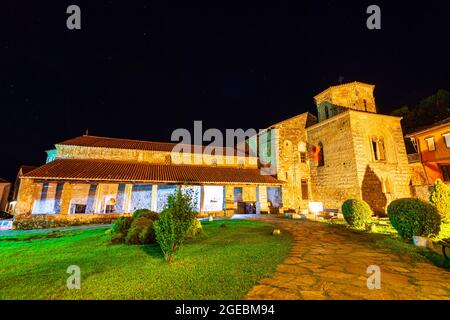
[0,219,292,300]
[322,218,450,268]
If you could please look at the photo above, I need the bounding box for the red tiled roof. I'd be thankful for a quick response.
[57,135,244,155]
[23,159,283,185]
[19,165,38,176]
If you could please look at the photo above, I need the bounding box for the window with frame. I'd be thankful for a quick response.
[300,152,307,163]
[371,137,386,161]
[442,133,450,148]
[424,137,436,151]
[324,106,329,119]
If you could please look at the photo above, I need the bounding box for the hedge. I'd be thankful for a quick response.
[387,198,441,239]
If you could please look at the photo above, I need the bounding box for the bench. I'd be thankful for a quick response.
[438,239,450,260]
[320,209,339,219]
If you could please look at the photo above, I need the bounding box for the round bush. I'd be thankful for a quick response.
[112,216,132,235]
[387,198,441,239]
[341,199,373,227]
[429,179,450,222]
[125,216,156,245]
[132,209,159,221]
[111,232,126,245]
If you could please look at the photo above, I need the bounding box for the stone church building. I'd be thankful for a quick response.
[14,81,412,225]
[267,81,411,215]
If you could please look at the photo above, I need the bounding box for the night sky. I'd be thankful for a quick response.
[2,1,450,181]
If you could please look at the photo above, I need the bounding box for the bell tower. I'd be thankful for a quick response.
[313,81,377,122]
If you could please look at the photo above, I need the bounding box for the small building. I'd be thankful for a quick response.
[406,118,450,184]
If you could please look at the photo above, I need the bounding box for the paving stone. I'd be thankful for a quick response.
[245,217,450,300]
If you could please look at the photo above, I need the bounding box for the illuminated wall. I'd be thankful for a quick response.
[202,186,224,212]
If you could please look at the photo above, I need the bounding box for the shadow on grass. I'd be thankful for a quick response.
[141,243,165,259]
[0,230,82,242]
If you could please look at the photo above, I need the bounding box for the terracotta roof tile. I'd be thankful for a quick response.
[23,159,283,185]
[57,135,245,155]
[19,165,38,176]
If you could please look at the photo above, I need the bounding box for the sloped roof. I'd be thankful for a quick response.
[56,135,244,156]
[405,117,450,137]
[19,165,38,176]
[23,159,283,185]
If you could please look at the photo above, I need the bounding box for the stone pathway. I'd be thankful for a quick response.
[246,217,450,300]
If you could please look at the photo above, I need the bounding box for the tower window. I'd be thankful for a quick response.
[324,106,329,119]
[317,142,324,167]
[363,99,367,111]
[371,137,386,161]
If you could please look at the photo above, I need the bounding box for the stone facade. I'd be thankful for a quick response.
[270,113,317,210]
[314,82,376,122]
[307,112,361,210]
[270,81,413,215]
[56,144,257,168]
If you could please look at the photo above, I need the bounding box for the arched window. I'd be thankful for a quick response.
[318,142,324,167]
[324,106,329,119]
[371,136,386,161]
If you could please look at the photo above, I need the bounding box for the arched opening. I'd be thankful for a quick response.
[318,142,324,167]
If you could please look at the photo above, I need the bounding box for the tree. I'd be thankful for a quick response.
[429,179,450,222]
[391,89,450,134]
[153,187,197,262]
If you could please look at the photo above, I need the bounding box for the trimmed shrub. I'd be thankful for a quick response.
[112,216,132,235]
[387,198,441,239]
[111,232,126,245]
[110,216,133,244]
[132,209,159,221]
[154,188,196,262]
[429,179,450,222]
[125,216,155,245]
[341,199,373,227]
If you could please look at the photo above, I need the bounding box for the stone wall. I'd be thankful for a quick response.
[273,113,316,211]
[307,112,361,210]
[314,82,376,122]
[13,213,126,230]
[349,111,411,214]
[55,145,258,168]
[409,162,428,186]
